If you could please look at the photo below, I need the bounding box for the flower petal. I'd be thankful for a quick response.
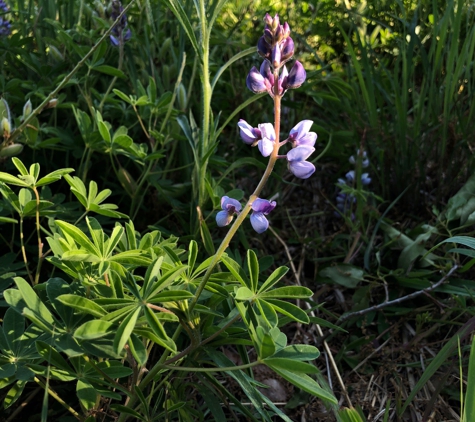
[289,161,315,179]
[290,120,313,140]
[238,119,258,144]
[297,132,317,147]
[216,210,233,227]
[258,138,274,157]
[258,123,275,141]
[221,196,242,212]
[285,61,306,89]
[251,198,276,214]
[250,212,269,233]
[246,67,267,93]
[286,146,315,162]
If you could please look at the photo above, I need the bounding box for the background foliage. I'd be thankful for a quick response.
[1,0,475,420]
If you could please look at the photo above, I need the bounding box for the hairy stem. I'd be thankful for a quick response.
[33,187,43,285]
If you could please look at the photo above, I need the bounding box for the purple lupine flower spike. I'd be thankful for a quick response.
[110,0,132,46]
[289,120,317,147]
[251,198,276,233]
[216,196,242,227]
[0,1,11,37]
[287,146,316,179]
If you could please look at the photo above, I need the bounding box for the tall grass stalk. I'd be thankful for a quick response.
[341,0,475,205]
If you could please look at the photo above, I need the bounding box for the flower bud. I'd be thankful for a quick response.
[1,116,10,138]
[117,167,137,197]
[285,61,306,89]
[281,37,294,63]
[47,98,58,109]
[263,28,273,44]
[22,99,32,121]
[0,143,23,157]
[48,45,64,62]
[264,13,273,27]
[257,36,271,60]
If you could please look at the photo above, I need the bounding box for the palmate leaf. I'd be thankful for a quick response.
[55,220,100,256]
[247,250,259,292]
[265,365,337,405]
[265,298,309,324]
[258,266,289,294]
[56,294,107,318]
[272,344,320,361]
[259,286,313,299]
[113,307,141,353]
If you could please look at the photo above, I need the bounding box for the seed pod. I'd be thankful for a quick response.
[159,37,173,60]
[162,65,170,89]
[0,143,23,157]
[176,83,187,110]
[48,45,64,62]
[117,167,137,197]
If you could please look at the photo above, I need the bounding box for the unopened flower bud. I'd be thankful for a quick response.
[263,28,273,44]
[1,117,11,138]
[264,13,273,27]
[257,36,271,60]
[22,99,32,121]
[46,98,58,109]
[284,61,306,89]
[281,37,294,63]
[282,23,290,37]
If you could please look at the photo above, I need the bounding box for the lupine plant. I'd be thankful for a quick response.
[0,9,338,422]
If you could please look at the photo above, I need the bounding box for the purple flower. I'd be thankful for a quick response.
[361,173,371,185]
[237,120,275,157]
[0,1,11,37]
[216,196,242,227]
[349,150,370,168]
[246,65,272,94]
[257,123,275,157]
[250,198,276,233]
[283,61,306,90]
[343,170,371,186]
[286,146,316,179]
[238,119,261,145]
[289,120,317,147]
[280,37,295,63]
[110,1,131,46]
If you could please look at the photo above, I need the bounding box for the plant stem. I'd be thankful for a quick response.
[19,216,33,284]
[190,72,282,313]
[33,187,43,285]
[7,0,137,144]
[34,377,83,421]
[99,41,124,114]
[198,0,211,210]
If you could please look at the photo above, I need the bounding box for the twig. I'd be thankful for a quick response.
[5,387,41,422]
[338,265,458,322]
